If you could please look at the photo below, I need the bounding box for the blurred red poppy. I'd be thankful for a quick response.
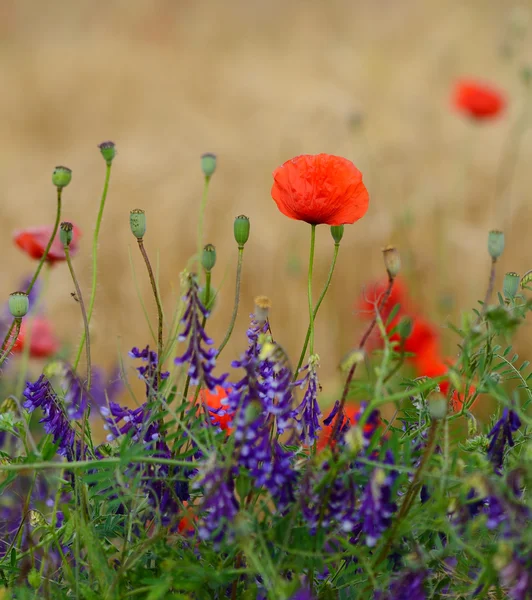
[12,318,59,358]
[14,224,82,264]
[317,402,361,450]
[200,386,233,432]
[271,154,369,225]
[453,80,505,120]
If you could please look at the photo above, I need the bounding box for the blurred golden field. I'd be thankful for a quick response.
[1,0,532,391]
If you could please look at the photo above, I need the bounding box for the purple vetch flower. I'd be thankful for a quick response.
[193,459,239,546]
[323,400,381,450]
[101,401,159,445]
[487,408,521,473]
[289,588,314,600]
[294,361,321,444]
[374,569,426,600]
[359,450,398,547]
[129,346,169,396]
[175,275,227,391]
[23,375,75,457]
[499,552,532,600]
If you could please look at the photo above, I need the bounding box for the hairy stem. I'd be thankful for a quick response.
[0,319,22,369]
[307,224,317,356]
[217,246,244,357]
[197,176,211,264]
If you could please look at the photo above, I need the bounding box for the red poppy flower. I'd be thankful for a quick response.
[14,224,82,264]
[12,318,59,358]
[317,402,360,450]
[177,503,196,534]
[200,386,233,432]
[453,80,505,120]
[271,154,369,225]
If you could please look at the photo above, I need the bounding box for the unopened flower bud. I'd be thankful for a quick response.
[52,166,72,189]
[27,568,41,590]
[98,141,116,166]
[9,292,29,318]
[244,399,262,425]
[488,230,505,260]
[201,153,217,177]
[428,395,448,420]
[254,295,272,324]
[201,244,217,272]
[330,225,344,244]
[60,221,73,247]
[397,316,413,340]
[503,272,520,299]
[382,245,401,278]
[130,209,146,239]
[234,215,250,248]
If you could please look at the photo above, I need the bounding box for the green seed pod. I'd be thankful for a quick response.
[382,245,401,278]
[428,395,448,420]
[488,230,505,260]
[99,141,116,165]
[130,209,146,239]
[201,152,217,177]
[9,292,29,318]
[201,244,217,272]
[234,215,250,248]
[60,221,73,247]
[503,272,520,299]
[330,225,344,244]
[27,568,41,590]
[52,166,72,189]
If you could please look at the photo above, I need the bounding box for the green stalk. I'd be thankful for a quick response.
[294,240,339,377]
[197,176,211,264]
[0,319,22,369]
[307,224,317,356]
[73,162,112,370]
[217,246,244,357]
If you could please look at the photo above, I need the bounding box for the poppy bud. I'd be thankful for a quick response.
[201,153,217,178]
[503,272,520,299]
[130,209,146,239]
[254,295,272,324]
[396,316,413,340]
[488,230,505,260]
[330,225,344,244]
[9,292,29,318]
[27,568,41,590]
[52,166,72,189]
[60,221,73,247]
[428,395,448,420]
[382,245,401,278]
[234,215,250,248]
[99,141,116,166]
[201,244,217,272]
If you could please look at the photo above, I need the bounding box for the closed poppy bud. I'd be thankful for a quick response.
[60,221,73,247]
[382,245,401,278]
[130,209,146,239]
[503,272,520,299]
[52,166,72,189]
[9,292,29,318]
[99,141,116,165]
[488,230,505,260]
[396,316,413,340]
[330,225,344,244]
[234,215,250,248]
[201,244,217,272]
[201,153,217,177]
[254,295,272,324]
[428,395,448,420]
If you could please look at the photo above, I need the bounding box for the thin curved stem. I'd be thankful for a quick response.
[64,245,91,390]
[294,242,340,378]
[73,163,112,370]
[0,319,22,369]
[0,190,62,354]
[197,176,211,264]
[307,225,317,356]
[137,238,164,391]
[217,247,244,357]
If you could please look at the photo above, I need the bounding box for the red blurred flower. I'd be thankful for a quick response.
[271,154,369,225]
[317,402,361,450]
[453,80,505,120]
[12,318,59,358]
[14,224,82,264]
[358,278,410,322]
[200,386,233,432]
[177,503,196,534]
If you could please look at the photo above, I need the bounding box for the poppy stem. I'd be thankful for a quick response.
[197,175,211,267]
[137,238,164,392]
[73,162,113,372]
[307,224,317,356]
[479,257,497,320]
[0,189,62,357]
[217,246,244,357]
[64,245,91,392]
[0,319,22,369]
[294,240,340,379]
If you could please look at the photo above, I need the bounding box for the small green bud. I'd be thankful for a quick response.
[234,215,250,248]
[98,141,116,165]
[488,230,505,260]
[130,209,146,239]
[244,399,262,425]
[27,567,41,590]
[382,245,401,278]
[201,244,217,272]
[330,225,344,244]
[428,395,448,420]
[52,165,72,189]
[503,272,520,299]
[201,152,217,177]
[8,292,29,318]
[60,221,73,247]
[396,316,413,340]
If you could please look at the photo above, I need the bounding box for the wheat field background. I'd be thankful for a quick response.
[1,0,531,395]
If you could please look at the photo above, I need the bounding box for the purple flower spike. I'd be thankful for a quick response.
[487,408,521,473]
[175,275,227,391]
[129,345,169,397]
[295,360,321,444]
[375,570,426,600]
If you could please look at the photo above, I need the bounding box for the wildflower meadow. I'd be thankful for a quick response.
[1,6,532,598]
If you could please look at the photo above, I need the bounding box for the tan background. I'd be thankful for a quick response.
[1,0,531,395]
